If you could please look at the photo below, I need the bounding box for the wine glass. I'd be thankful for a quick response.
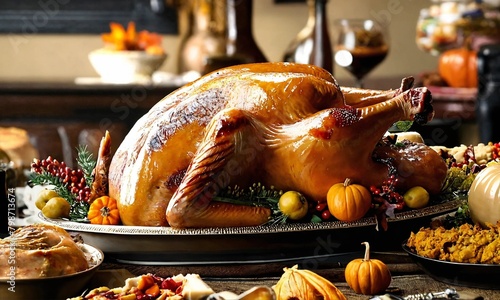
[333,19,390,88]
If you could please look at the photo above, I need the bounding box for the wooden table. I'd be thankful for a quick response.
[94,251,500,299]
[204,275,496,299]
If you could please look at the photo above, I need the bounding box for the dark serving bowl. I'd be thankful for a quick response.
[402,241,500,290]
[0,243,104,300]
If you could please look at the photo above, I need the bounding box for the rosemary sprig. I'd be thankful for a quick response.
[76,145,96,187]
[69,201,91,222]
[215,183,282,205]
[214,183,288,225]
[30,172,72,200]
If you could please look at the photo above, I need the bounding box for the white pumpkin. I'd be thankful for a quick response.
[468,163,500,228]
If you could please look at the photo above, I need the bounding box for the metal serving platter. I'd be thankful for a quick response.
[39,199,460,265]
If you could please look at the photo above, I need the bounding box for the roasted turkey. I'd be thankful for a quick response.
[108,62,447,228]
[0,224,89,279]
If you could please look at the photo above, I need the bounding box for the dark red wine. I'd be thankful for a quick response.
[335,47,388,80]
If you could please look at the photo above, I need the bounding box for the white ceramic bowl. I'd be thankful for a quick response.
[89,48,167,83]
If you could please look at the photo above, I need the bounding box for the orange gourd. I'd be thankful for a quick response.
[101,21,164,53]
[345,242,392,295]
[438,47,477,88]
[326,178,372,222]
[87,196,121,225]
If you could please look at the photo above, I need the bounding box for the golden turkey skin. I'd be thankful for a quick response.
[108,62,446,228]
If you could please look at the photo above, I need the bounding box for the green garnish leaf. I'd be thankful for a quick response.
[214,183,287,225]
[76,145,96,187]
[394,121,413,132]
[310,214,322,223]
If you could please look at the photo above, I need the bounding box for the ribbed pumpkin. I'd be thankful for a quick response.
[468,163,500,228]
[345,242,392,295]
[87,196,121,225]
[327,178,372,222]
[438,47,477,88]
[273,265,347,300]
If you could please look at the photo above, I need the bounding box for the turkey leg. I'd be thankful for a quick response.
[265,86,437,202]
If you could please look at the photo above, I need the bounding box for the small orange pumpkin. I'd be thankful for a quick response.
[345,242,392,295]
[327,178,372,222]
[87,196,121,225]
[438,47,477,88]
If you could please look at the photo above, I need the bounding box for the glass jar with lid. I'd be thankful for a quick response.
[416,0,473,55]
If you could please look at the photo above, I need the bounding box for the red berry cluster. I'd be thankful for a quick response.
[94,290,120,299]
[369,174,404,210]
[448,145,476,169]
[84,274,183,300]
[314,201,332,221]
[157,276,183,292]
[444,145,486,175]
[31,156,91,202]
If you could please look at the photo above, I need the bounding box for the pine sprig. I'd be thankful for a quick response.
[29,146,97,221]
[29,171,90,220]
[214,183,287,225]
[76,145,96,187]
[29,172,76,203]
[215,183,282,205]
[69,201,90,222]
[442,197,472,228]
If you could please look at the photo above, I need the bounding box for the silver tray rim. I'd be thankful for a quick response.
[38,199,461,236]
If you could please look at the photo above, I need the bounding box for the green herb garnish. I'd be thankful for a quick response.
[394,121,413,132]
[214,183,286,225]
[76,145,96,187]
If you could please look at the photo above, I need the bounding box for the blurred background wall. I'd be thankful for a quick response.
[0,0,437,86]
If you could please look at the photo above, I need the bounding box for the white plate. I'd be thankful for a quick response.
[39,199,461,265]
[14,214,42,227]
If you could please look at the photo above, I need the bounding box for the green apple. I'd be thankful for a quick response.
[35,189,60,210]
[41,197,70,219]
[403,186,430,209]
